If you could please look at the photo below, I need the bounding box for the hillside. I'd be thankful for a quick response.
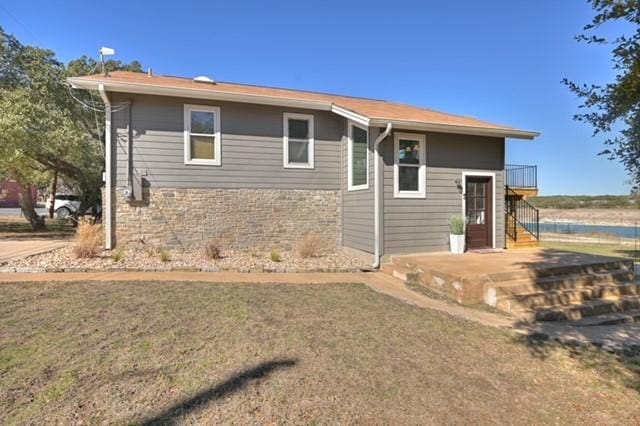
[528,195,639,209]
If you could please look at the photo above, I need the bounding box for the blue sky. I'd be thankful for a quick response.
[1,0,633,195]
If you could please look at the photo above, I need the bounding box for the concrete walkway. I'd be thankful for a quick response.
[0,270,637,349]
[0,239,70,263]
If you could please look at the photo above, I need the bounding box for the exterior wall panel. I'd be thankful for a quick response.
[382,131,505,254]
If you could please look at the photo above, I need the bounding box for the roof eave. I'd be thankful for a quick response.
[368,118,539,140]
[67,77,333,111]
[67,77,540,140]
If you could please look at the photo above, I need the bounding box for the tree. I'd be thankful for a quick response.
[0,26,142,228]
[563,0,640,192]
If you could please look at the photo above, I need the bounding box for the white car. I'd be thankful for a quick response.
[45,194,81,219]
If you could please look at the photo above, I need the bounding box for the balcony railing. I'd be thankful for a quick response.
[505,164,537,189]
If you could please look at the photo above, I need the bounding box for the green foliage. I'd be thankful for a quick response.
[159,249,171,263]
[449,215,465,235]
[112,247,126,263]
[563,1,640,192]
[270,249,282,262]
[529,195,640,209]
[0,26,143,226]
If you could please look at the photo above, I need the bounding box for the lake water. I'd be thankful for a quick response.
[540,222,639,239]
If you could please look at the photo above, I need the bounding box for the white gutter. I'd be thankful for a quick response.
[368,119,539,140]
[98,84,113,249]
[372,123,393,268]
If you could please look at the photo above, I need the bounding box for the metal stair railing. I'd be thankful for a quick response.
[505,185,539,241]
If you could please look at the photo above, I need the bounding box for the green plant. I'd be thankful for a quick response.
[270,249,282,262]
[204,240,222,259]
[449,215,465,235]
[159,249,171,263]
[112,246,126,263]
[72,221,103,258]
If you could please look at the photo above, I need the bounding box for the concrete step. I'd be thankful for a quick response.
[534,296,640,321]
[568,309,640,327]
[489,269,635,297]
[380,263,420,283]
[486,259,634,283]
[495,282,640,313]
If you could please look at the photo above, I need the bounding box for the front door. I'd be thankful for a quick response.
[465,177,492,249]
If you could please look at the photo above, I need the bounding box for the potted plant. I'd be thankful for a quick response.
[449,215,465,254]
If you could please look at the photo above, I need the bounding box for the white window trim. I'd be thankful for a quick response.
[283,112,314,169]
[393,132,426,198]
[184,104,221,166]
[347,121,369,191]
[461,171,497,249]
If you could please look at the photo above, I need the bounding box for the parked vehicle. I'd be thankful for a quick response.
[45,194,81,219]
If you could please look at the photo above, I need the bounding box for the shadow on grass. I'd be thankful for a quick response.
[140,358,298,425]
[516,333,640,393]
[0,217,75,240]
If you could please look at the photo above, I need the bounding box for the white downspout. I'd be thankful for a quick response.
[372,123,393,268]
[98,84,113,249]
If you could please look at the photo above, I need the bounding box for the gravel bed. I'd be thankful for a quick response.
[1,244,370,273]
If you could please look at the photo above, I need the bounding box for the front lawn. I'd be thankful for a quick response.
[542,240,639,263]
[1,281,638,424]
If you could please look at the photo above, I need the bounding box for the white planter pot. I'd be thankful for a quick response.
[450,234,465,254]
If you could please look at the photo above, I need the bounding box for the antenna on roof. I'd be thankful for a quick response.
[99,46,116,76]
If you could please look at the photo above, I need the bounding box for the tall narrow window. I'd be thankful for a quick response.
[348,122,369,190]
[283,112,314,168]
[184,104,221,165]
[394,132,426,198]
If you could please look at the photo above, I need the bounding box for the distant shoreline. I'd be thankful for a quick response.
[538,208,640,227]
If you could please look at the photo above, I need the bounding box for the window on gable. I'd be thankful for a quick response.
[283,113,314,168]
[184,104,221,165]
[348,122,369,190]
[394,133,426,198]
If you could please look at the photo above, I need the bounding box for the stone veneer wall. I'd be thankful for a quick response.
[112,187,341,251]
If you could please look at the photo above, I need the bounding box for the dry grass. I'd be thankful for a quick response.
[0,216,75,240]
[72,221,103,258]
[296,233,325,258]
[204,240,222,260]
[0,281,639,424]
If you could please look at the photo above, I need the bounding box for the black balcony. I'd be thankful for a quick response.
[505,164,537,189]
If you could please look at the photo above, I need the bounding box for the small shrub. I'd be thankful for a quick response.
[270,249,282,262]
[449,215,465,235]
[112,246,126,263]
[73,221,103,258]
[159,249,171,263]
[144,245,157,258]
[296,233,325,258]
[204,240,222,259]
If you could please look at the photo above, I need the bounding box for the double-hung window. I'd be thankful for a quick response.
[394,132,426,198]
[283,112,314,168]
[347,122,369,190]
[184,104,221,165]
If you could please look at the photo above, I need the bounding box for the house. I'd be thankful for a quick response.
[68,71,540,265]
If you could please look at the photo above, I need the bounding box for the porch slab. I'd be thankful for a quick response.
[390,248,635,305]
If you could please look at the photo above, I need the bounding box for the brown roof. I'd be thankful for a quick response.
[70,71,537,138]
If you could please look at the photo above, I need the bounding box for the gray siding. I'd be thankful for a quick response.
[111,94,342,190]
[382,131,505,254]
[341,124,376,253]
